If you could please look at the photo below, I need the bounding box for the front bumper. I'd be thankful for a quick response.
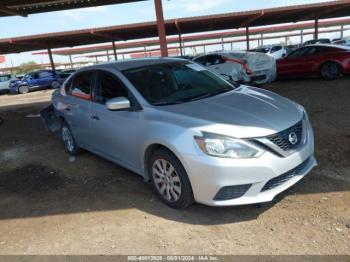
[181,127,316,206]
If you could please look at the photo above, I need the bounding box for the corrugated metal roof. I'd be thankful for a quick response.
[0,0,145,17]
[1,0,350,54]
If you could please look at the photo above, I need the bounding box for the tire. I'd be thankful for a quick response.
[320,62,341,80]
[148,148,194,209]
[59,122,81,156]
[51,81,60,89]
[18,85,29,94]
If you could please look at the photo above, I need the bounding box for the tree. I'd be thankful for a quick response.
[15,61,40,75]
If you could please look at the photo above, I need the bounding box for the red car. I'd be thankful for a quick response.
[277,44,350,80]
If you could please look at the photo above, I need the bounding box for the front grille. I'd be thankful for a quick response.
[214,184,252,201]
[261,157,311,192]
[267,121,303,151]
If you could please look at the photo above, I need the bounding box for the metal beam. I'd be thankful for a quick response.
[175,21,183,56]
[47,47,55,71]
[246,27,250,51]
[69,54,73,68]
[314,18,319,39]
[0,6,27,17]
[154,0,168,57]
[112,41,118,60]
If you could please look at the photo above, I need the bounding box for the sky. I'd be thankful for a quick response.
[0,0,343,67]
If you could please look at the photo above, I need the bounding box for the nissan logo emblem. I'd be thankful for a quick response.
[288,132,298,145]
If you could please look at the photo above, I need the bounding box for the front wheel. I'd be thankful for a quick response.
[18,85,29,94]
[149,149,194,209]
[320,62,341,80]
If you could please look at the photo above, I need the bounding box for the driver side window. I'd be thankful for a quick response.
[288,47,309,58]
[95,71,129,104]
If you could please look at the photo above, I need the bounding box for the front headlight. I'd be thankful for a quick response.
[195,132,264,159]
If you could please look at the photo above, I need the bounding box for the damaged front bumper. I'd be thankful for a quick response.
[40,104,61,133]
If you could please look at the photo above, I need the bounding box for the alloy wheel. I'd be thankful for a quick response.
[61,126,74,152]
[152,159,182,202]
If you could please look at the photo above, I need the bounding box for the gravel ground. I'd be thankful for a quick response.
[0,79,349,255]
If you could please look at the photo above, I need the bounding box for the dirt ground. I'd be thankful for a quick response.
[0,78,349,255]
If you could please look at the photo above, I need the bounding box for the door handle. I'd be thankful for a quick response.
[91,114,100,120]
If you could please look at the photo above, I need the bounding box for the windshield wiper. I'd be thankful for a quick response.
[152,101,185,106]
[186,88,232,102]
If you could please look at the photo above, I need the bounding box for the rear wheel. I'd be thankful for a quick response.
[60,122,81,155]
[148,149,194,209]
[320,62,341,80]
[18,85,29,94]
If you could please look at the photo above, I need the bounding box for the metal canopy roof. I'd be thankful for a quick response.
[31,18,350,56]
[0,0,145,17]
[1,0,350,54]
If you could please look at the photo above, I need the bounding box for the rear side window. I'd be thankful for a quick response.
[271,46,282,53]
[95,71,129,104]
[193,56,207,65]
[70,71,93,100]
[0,75,11,82]
[39,71,51,78]
[205,55,225,66]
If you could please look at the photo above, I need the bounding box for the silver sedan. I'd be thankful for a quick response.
[49,58,316,209]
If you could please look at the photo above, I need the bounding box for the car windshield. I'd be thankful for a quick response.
[253,47,270,53]
[123,61,235,105]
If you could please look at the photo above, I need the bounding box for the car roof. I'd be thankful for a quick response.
[81,57,188,71]
[302,44,350,50]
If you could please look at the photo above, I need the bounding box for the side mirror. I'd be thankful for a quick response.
[106,97,130,111]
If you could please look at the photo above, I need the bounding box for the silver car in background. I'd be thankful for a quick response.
[49,58,316,209]
[0,74,16,94]
[193,51,276,86]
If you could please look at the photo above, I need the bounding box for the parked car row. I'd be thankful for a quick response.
[0,69,77,95]
[191,44,350,82]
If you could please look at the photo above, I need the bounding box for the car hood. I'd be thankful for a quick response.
[156,86,303,138]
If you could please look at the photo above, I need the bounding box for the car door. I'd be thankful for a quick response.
[38,71,53,88]
[301,46,329,74]
[63,70,94,148]
[89,69,142,170]
[277,47,310,76]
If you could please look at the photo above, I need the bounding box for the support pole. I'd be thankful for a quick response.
[340,25,344,39]
[261,34,264,46]
[106,50,110,62]
[314,18,319,40]
[48,48,55,71]
[230,42,233,50]
[221,37,224,51]
[144,46,147,57]
[246,27,250,51]
[69,55,73,68]
[300,29,304,44]
[178,33,183,56]
[112,41,118,60]
[154,0,168,57]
